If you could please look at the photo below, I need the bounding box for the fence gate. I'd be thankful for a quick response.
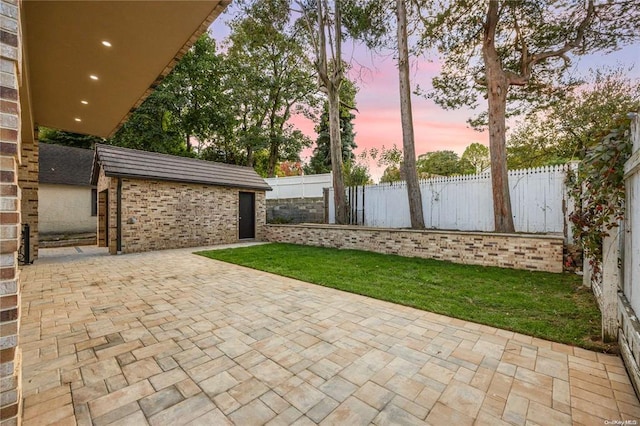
[348,186,365,225]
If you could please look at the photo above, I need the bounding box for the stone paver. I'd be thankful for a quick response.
[19,244,640,425]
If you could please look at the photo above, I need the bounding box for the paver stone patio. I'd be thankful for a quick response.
[18,244,640,425]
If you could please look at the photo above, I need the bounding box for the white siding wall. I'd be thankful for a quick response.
[39,184,96,234]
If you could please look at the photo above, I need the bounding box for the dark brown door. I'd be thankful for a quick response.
[239,192,255,239]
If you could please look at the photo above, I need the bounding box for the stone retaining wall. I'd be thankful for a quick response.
[266,224,564,272]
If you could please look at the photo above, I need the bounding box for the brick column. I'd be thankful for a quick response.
[1,0,22,424]
[17,129,37,261]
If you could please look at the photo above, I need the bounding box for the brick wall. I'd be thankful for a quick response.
[1,0,22,423]
[266,224,564,272]
[98,174,267,254]
[96,168,118,254]
[267,197,324,224]
[97,190,106,247]
[18,130,37,260]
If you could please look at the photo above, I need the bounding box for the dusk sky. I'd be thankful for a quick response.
[210,6,640,180]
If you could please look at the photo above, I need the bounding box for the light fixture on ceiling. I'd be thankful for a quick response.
[89,74,99,81]
[101,40,112,47]
[81,100,88,105]
[74,118,82,122]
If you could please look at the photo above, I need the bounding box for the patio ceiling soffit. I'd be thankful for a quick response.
[22,0,230,139]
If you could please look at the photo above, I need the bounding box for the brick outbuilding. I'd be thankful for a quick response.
[92,144,271,254]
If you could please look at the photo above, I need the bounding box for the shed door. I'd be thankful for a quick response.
[239,192,255,239]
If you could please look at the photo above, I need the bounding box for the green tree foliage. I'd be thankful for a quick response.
[460,143,490,174]
[109,86,192,156]
[306,78,358,174]
[110,7,318,171]
[227,0,318,176]
[39,128,103,149]
[110,34,230,157]
[163,34,233,153]
[370,144,404,183]
[417,150,461,176]
[378,144,489,180]
[421,0,640,232]
[343,151,373,186]
[380,166,402,184]
[343,161,372,186]
[507,67,640,169]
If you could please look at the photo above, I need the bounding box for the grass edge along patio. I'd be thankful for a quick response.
[197,242,606,352]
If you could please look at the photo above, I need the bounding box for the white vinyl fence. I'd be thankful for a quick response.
[619,111,640,389]
[623,112,640,317]
[264,173,332,200]
[329,165,569,234]
[583,111,640,389]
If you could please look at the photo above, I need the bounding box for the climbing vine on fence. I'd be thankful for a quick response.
[567,117,632,275]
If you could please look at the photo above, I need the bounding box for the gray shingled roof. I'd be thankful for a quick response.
[39,143,94,186]
[92,144,271,191]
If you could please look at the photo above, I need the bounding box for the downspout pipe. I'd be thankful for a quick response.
[117,178,122,254]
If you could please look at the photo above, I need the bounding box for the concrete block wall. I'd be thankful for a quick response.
[1,0,22,423]
[266,224,564,273]
[267,197,324,224]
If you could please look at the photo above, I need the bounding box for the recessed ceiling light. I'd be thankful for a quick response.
[74,118,82,122]
[90,74,99,81]
[81,100,88,105]
[101,40,112,47]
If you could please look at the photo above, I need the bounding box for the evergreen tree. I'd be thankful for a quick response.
[306,79,358,174]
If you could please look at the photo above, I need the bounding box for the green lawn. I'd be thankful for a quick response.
[196,243,606,351]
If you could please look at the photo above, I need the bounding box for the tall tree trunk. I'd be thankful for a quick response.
[267,136,278,177]
[483,1,515,233]
[328,85,348,224]
[397,0,425,229]
[315,0,347,224]
[246,145,254,168]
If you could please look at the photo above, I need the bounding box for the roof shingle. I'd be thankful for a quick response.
[39,143,94,186]
[92,144,271,191]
